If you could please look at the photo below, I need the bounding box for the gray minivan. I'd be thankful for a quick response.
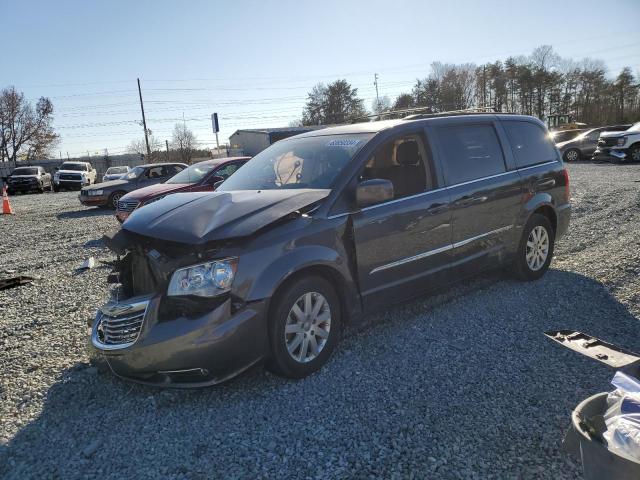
[93,113,571,387]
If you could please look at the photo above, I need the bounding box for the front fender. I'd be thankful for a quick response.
[245,244,355,303]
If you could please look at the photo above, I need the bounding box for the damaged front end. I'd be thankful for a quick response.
[91,228,266,387]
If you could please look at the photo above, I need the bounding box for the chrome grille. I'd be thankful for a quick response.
[92,299,148,349]
[598,137,620,147]
[60,173,81,180]
[117,199,140,214]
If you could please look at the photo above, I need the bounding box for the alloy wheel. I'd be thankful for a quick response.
[285,292,331,363]
[631,147,640,162]
[526,226,549,271]
[111,193,123,208]
[565,149,579,162]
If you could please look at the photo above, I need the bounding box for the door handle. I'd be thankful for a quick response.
[454,195,487,207]
[426,203,447,215]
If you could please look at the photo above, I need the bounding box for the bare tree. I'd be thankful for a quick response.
[171,123,197,163]
[0,86,59,161]
[127,135,162,157]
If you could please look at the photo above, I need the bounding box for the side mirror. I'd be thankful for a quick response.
[356,179,394,208]
[213,179,225,189]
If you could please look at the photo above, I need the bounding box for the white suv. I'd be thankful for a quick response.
[53,161,97,191]
[595,122,640,163]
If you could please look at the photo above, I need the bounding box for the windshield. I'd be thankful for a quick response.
[106,166,128,174]
[166,163,215,184]
[60,163,87,171]
[629,122,640,132]
[123,166,145,180]
[218,134,372,191]
[11,167,38,175]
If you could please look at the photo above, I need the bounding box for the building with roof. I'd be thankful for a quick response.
[228,126,328,156]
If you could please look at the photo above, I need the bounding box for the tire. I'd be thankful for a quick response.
[563,148,580,162]
[629,145,640,163]
[38,182,44,193]
[512,214,555,281]
[267,275,341,379]
[53,185,59,192]
[108,191,125,209]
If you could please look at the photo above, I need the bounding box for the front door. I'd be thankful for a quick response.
[352,132,453,310]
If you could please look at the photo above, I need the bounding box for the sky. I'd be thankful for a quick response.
[2,0,639,159]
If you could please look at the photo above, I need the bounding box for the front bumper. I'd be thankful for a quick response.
[7,182,38,192]
[79,194,108,206]
[91,294,267,387]
[594,147,627,162]
[56,179,88,189]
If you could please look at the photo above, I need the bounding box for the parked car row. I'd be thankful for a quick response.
[555,122,639,163]
[4,161,131,195]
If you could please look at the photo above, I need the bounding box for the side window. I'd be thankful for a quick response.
[146,166,163,178]
[438,124,506,185]
[215,163,240,180]
[164,165,182,177]
[503,120,557,168]
[359,134,433,200]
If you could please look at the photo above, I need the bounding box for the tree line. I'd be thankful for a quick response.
[301,45,640,127]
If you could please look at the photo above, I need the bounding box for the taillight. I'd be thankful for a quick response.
[562,168,570,202]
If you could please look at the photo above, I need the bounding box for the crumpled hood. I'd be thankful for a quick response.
[122,189,330,245]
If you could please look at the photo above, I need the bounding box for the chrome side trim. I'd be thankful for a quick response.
[370,243,454,274]
[446,170,513,189]
[360,187,448,213]
[516,160,559,172]
[369,225,512,275]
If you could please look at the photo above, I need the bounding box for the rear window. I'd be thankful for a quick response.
[437,124,506,185]
[503,120,558,168]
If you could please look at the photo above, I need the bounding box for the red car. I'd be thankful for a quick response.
[115,157,250,223]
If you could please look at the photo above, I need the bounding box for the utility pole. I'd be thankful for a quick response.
[66,151,70,160]
[166,139,170,161]
[374,73,380,113]
[137,78,151,156]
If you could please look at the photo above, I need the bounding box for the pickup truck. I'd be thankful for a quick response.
[6,166,52,194]
[53,161,97,191]
[595,122,640,163]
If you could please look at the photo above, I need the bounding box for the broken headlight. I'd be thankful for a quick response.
[167,258,238,297]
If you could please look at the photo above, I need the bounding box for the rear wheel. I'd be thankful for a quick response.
[108,191,125,209]
[267,276,341,379]
[563,148,580,162]
[512,214,555,281]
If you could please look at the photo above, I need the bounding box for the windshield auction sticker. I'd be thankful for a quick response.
[327,139,361,147]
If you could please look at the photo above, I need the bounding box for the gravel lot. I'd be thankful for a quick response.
[1,162,639,479]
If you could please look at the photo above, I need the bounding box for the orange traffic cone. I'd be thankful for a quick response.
[2,185,14,214]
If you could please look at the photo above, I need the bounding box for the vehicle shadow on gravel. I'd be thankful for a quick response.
[2,269,639,479]
[56,208,113,219]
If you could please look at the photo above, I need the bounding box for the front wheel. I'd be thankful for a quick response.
[108,191,125,209]
[512,214,555,281]
[629,145,640,163]
[267,276,341,379]
[563,148,580,162]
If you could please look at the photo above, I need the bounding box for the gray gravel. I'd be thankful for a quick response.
[1,162,639,479]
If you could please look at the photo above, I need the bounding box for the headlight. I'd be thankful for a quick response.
[167,258,238,297]
[88,189,103,196]
[54,172,60,179]
[617,136,627,147]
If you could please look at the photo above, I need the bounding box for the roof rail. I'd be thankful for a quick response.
[401,106,500,120]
